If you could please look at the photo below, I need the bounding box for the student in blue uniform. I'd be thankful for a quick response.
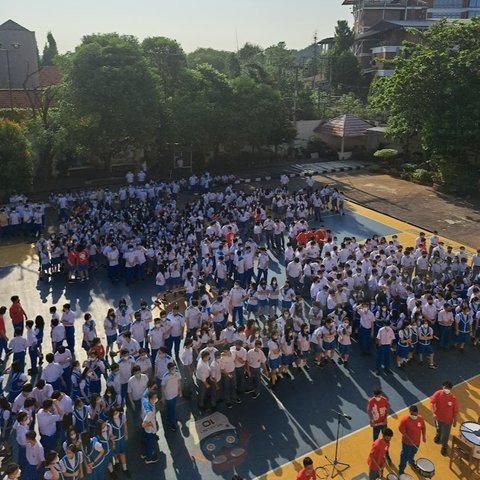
[454,304,473,352]
[109,406,129,475]
[80,431,105,480]
[60,443,83,480]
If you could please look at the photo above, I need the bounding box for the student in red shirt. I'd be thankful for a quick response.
[66,246,78,281]
[398,405,426,475]
[296,456,316,480]
[77,245,90,281]
[314,227,326,247]
[295,230,309,246]
[367,428,393,480]
[9,295,27,335]
[367,389,391,463]
[430,380,458,455]
[367,389,389,440]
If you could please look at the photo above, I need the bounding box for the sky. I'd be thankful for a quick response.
[3,0,350,53]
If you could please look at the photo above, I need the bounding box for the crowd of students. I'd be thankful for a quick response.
[0,170,479,480]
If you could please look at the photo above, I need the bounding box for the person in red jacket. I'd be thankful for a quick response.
[367,427,393,480]
[398,405,426,475]
[296,456,316,480]
[9,295,27,335]
[430,380,458,456]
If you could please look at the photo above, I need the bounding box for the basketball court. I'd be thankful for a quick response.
[0,200,478,480]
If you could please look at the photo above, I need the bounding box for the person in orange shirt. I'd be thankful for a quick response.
[77,244,90,281]
[430,380,459,455]
[296,457,316,480]
[295,230,309,246]
[398,405,426,475]
[9,295,27,336]
[367,428,393,480]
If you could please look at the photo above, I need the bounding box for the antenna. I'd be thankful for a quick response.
[235,28,239,53]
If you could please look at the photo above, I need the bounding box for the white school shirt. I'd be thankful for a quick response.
[61,311,75,327]
[41,362,63,382]
[247,348,266,368]
[26,440,44,466]
[37,409,60,436]
[8,336,27,353]
[180,347,193,366]
[127,374,149,401]
[162,371,181,400]
[376,327,395,345]
[148,326,164,349]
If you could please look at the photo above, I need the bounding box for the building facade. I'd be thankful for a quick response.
[342,0,480,75]
[0,19,39,89]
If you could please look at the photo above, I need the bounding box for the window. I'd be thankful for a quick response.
[431,11,462,17]
[468,0,480,7]
[432,0,463,7]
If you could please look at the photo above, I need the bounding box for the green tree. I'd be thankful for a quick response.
[0,120,33,199]
[57,33,159,171]
[230,76,296,152]
[41,31,58,66]
[328,21,363,94]
[332,20,354,53]
[264,42,295,90]
[170,64,234,160]
[369,18,480,192]
[187,48,231,73]
[142,37,186,98]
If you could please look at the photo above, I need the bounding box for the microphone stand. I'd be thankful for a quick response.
[322,410,351,478]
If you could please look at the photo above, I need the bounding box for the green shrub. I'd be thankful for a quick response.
[367,164,383,173]
[412,168,433,185]
[402,163,417,173]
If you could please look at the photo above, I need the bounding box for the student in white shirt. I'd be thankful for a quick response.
[37,399,62,452]
[161,362,182,432]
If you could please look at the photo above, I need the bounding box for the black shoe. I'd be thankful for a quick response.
[145,456,159,464]
[441,447,448,456]
[244,389,255,394]
[227,402,233,409]
[252,392,260,399]
[234,398,242,404]
[338,358,344,365]
[375,370,381,376]
[343,361,349,369]
[434,435,440,444]
[170,425,177,432]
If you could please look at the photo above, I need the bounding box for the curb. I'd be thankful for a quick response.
[232,164,365,184]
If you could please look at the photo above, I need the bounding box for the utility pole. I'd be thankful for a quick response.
[312,32,318,89]
[292,64,302,159]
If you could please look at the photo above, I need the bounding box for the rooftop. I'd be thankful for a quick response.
[0,20,32,32]
[315,114,373,138]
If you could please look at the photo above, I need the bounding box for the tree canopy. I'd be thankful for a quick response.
[41,31,58,66]
[0,120,33,200]
[368,18,480,192]
[57,33,159,171]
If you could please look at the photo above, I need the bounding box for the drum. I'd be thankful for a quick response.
[399,475,414,480]
[386,474,398,480]
[415,457,435,478]
[460,421,480,459]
